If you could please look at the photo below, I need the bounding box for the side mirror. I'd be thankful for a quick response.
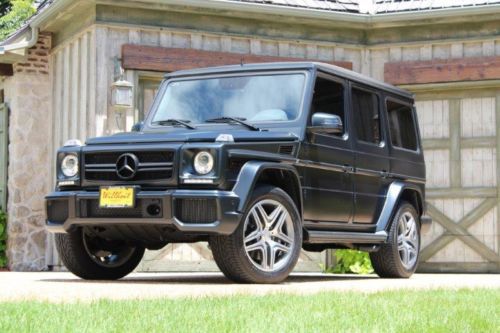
[308,113,343,135]
[131,121,144,132]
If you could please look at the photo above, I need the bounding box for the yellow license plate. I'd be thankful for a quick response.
[99,186,135,208]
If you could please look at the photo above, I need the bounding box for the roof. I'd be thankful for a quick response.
[164,61,414,99]
[233,0,500,13]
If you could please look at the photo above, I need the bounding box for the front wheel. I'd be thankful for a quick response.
[370,202,421,278]
[210,185,302,283]
[55,228,145,280]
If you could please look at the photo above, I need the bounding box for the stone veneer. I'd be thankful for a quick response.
[4,33,51,270]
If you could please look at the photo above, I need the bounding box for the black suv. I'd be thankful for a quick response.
[46,62,431,283]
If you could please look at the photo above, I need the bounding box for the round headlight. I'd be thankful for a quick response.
[193,151,214,175]
[61,155,79,177]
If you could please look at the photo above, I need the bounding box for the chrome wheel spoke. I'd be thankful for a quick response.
[244,229,261,245]
[245,240,265,253]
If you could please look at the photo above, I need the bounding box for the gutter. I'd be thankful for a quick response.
[0,0,73,55]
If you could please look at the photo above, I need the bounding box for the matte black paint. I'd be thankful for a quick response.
[45,62,431,249]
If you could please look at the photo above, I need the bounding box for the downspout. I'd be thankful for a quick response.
[0,0,73,55]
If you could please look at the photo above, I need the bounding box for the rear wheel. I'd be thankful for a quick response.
[55,228,145,280]
[210,185,302,283]
[370,202,420,278]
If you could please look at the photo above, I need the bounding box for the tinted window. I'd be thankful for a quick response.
[311,77,345,136]
[387,100,418,150]
[352,88,380,144]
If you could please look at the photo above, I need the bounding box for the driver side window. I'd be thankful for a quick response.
[311,76,345,137]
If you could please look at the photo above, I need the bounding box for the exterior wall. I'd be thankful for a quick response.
[5,7,500,270]
[3,33,52,270]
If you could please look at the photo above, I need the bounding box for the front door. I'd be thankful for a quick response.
[350,85,390,225]
[300,74,354,226]
[0,103,8,210]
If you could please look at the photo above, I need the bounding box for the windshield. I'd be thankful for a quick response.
[151,73,306,125]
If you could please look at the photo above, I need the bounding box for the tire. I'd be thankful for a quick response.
[55,228,145,280]
[370,201,421,278]
[210,185,302,283]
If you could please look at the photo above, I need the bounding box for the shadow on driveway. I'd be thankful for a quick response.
[37,273,378,285]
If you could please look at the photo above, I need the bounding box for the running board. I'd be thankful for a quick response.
[306,230,388,244]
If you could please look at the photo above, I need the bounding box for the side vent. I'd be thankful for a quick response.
[278,145,295,155]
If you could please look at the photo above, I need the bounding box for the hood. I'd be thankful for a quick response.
[85,128,299,145]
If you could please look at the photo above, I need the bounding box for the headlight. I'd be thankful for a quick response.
[193,151,214,175]
[61,155,79,177]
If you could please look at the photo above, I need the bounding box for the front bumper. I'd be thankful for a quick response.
[45,189,242,235]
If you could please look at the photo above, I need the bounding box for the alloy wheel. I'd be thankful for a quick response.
[397,212,419,269]
[243,199,295,272]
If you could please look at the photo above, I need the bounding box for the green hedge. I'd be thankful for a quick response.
[323,249,374,274]
[0,210,6,268]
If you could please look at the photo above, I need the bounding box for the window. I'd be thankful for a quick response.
[352,88,380,144]
[387,100,418,150]
[310,77,345,136]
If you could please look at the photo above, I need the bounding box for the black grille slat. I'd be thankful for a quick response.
[278,145,295,155]
[83,150,174,182]
[175,199,217,224]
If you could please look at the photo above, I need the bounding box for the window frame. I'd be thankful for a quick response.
[384,96,421,154]
[350,83,386,148]
[308,72,350,142]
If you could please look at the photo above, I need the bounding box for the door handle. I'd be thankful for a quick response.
[342,164,354,173]
[380,170,389,178]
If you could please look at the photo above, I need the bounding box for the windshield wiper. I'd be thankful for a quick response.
[152,119,196,130]
[205,117,260,131]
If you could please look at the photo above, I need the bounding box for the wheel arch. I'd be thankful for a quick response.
[232,161,303,217]
[375,181,424,232]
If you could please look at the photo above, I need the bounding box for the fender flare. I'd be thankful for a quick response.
[375,181,424,232]
[232,160,303,215]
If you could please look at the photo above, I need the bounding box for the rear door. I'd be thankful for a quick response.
[350,84,391,225]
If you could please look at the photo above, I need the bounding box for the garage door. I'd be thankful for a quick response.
[415,86,500,272]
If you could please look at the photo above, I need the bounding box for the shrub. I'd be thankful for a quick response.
[322,249,374,274]
[0,209,6,268]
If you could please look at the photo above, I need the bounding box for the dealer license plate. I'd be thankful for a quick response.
[99,186,135,208]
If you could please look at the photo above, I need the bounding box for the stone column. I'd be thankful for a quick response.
[4,33,52,271]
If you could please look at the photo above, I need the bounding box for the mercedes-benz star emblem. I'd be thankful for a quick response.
[116,153,139,180]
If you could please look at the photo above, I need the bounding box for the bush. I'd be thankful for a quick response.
[322,249,374,274]
[0,0,36,41]
[0,209,6,268]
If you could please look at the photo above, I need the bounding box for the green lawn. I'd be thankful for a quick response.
[0,289,498,332]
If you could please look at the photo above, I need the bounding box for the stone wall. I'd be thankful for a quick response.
[4,33,52,270]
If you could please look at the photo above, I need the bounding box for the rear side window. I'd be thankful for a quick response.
[387,100,418,151]
[352,88,380,144]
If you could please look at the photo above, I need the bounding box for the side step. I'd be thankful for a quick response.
[306,230,388,244]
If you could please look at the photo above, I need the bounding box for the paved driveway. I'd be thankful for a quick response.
[0,272,498,302]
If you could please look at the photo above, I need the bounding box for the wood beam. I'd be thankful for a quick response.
[385,56,500,85]
[122,44,353,72]
[0,64,13,76]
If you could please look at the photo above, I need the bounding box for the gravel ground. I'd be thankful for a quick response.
[0,272,498,303]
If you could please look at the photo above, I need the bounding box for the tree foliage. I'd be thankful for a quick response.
[0,0,36,42]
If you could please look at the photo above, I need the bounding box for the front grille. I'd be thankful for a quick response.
[83,150,174,182]
[175,198,217,224]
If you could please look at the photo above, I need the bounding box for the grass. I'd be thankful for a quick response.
[0,289,498,332]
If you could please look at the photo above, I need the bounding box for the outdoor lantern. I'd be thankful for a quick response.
[111,79,133,108]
